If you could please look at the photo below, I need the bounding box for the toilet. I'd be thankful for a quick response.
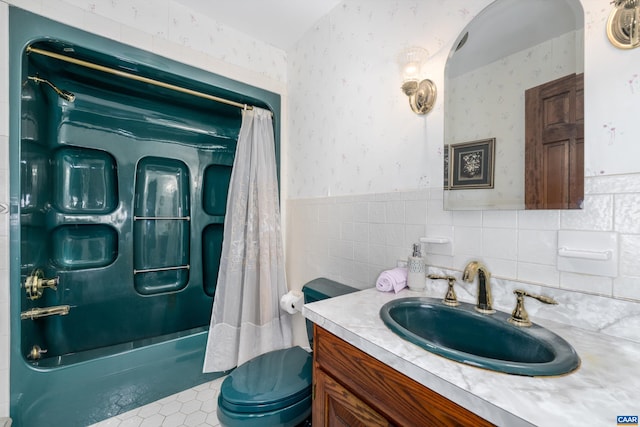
[216,278,358,427]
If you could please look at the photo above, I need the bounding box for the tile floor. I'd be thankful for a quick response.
[89,376,226,427]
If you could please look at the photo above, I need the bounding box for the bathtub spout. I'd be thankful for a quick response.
[21,305,71,320]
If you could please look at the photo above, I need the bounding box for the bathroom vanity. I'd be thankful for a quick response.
[304,288,640,426]
[313,325,492,426]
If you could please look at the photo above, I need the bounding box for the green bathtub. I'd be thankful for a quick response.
[9,8,281,426]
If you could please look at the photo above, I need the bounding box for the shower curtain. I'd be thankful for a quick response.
[203,107,292,372]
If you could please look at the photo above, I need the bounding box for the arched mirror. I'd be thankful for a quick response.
[443,0,584,210]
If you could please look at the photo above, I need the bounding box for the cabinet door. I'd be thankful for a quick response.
[313,368,392,427]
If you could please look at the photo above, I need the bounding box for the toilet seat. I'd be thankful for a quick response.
[217,346,312,426]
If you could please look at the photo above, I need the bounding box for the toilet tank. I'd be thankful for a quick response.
[301,278,359,348]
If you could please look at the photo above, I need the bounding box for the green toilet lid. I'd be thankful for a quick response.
[219,346,312,414]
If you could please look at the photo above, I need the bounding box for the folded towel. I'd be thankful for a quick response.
[376,267,408,293]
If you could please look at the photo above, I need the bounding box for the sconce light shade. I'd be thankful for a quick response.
[607,0,640,49]
[397,47,437,114]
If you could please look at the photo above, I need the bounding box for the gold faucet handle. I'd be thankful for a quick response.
[509,289,558,327]
[41,277,59,290]
[24,269,59,300]
[516,289,558,305]
[427,274,456,281]
[427,274,459,306]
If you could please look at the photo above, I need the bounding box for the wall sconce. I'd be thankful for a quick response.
[607,0,640,49]
[397,47,437,114]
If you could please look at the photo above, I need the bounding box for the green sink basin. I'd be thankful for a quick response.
[380,297,580,376]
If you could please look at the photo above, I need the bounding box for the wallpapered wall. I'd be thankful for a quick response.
[287,0,640,198]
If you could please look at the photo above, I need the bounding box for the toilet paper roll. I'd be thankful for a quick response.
[280,290,304,314]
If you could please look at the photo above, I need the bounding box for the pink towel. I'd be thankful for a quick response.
[376,267,408,293]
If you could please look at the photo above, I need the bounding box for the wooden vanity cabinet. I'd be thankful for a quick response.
[312,325,494,427]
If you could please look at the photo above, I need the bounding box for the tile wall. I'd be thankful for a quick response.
[287,173,640,303]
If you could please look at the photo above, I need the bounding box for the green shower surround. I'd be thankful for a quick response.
[9,8,281,427]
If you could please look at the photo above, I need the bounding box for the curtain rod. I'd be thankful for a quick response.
[26,45,254,111]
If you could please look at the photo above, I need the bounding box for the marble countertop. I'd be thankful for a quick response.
[303,287,640,427]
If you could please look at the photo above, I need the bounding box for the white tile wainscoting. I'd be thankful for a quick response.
[286,173,640,304]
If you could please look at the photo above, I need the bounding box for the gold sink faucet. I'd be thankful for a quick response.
[462,261,495,314]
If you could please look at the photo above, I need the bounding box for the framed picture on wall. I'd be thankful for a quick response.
[443,145,450,190]
[450,138,495,190]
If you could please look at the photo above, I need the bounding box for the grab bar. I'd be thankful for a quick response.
[133,265,190,275]
[21,305,71,320]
